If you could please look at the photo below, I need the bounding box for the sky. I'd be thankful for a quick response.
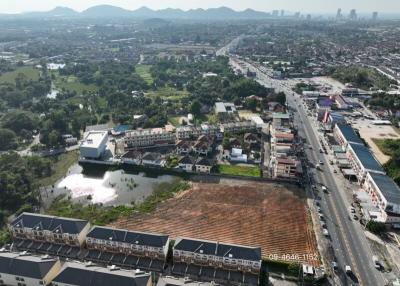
[0,0,398,14]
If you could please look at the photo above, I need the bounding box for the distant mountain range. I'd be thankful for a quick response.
[4,5,273,19]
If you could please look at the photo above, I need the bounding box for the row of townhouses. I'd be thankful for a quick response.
[9,213,262,285]
[333,123,400,224]
[124,121,257,150]
[269,112,302,179]
[0,249,152,286]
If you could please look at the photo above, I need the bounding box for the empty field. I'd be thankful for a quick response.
[217,164,261,177]
[135,64,153,85]
[111,181,319,266]
[0,66,40,83]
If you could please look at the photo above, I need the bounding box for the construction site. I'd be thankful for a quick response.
[111,179,320,267]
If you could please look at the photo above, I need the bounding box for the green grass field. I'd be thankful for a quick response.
[146,87,189,101]
[372,138,400,156]
[52,72,98,94]
[135,64,154,85]
[0,66,40,83]
[36,151,79,187]
[217,164,261,177]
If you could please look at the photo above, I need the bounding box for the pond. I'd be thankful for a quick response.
[41,164,177,207]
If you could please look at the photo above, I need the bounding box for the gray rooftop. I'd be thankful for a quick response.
[11,212,89,235]
[369,172,400,206]
[174,237,261,262]
[87,226,169,248]
[53,262,151,286]
[0,251,58,279]
[336,124,363,145]
[349,143,384,173]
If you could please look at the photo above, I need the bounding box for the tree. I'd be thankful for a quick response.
[190,100,202,116]
[366,220,386,234]
[0,128,17,150]
[2,111,39,135]
[276,92,286,105]
[48,130,60,147]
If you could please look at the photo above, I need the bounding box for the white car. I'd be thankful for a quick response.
[345,265,352,274]
[322,229,329,237]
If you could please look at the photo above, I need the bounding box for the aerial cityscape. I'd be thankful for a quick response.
[1,1,400,286]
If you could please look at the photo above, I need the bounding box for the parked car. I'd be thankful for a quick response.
[332,261,338,271]
[322,229,329,237]
[345,265,352,274]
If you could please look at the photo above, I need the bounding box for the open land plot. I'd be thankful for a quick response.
[352,120,400,164]
[135,64,153,85]
[145,87,190,101]
[52,72,98,94]
[110,181,319,266]
[0,66,40,83]
[217,164,261,177]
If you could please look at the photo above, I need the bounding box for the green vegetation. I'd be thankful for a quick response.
[217,164,261,177]
[146,87,190,101]
[366,220,386,234]
[373,138,400,185]
[36,151,79,187]
[47,196,135,226]
[46,179,190,225]
[0,66,40,84]
[331,66,394,91]
[52,72,99,93]
[135,64,154,85]
[0,153,55,245]
[263,259,301,279]
[136,179,190,213]
[372,139,400,157]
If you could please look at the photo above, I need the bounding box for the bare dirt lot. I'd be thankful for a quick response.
[352,120,400,164]
[110,180,320,266]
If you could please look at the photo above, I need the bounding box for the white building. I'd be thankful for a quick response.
[80,131,108,159]
[363,172,400,224]
[0,251,61,286]
[229,148,248,163]
[346,143,385,183]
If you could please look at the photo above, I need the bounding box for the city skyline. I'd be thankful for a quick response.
[0,0,398,14]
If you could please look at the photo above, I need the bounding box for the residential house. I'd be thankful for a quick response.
[244,133,259,145]
[267,102,285,112]
[195,158,213,173]
[229,148,248,163]
[85,226,169,272]
[51,261,152,286]
[272,157,302,178]
[125,128,176,149]
[193,136,213,156]
[121,151,142,165]
[220,121,256,134]
[10,213,90,248]
[229,138,242,149]
[178,156,195,172]
[142,152,165,167]
[215,102,237,120]
[176,140,192,155]
[0,251,61,286]
[172,237,261,285]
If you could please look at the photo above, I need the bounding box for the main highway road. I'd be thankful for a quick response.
[227,55,386,286]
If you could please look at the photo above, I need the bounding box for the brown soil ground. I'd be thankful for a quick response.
[110,181,320,266]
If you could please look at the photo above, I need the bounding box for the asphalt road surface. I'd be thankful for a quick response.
[227,55,387,286]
